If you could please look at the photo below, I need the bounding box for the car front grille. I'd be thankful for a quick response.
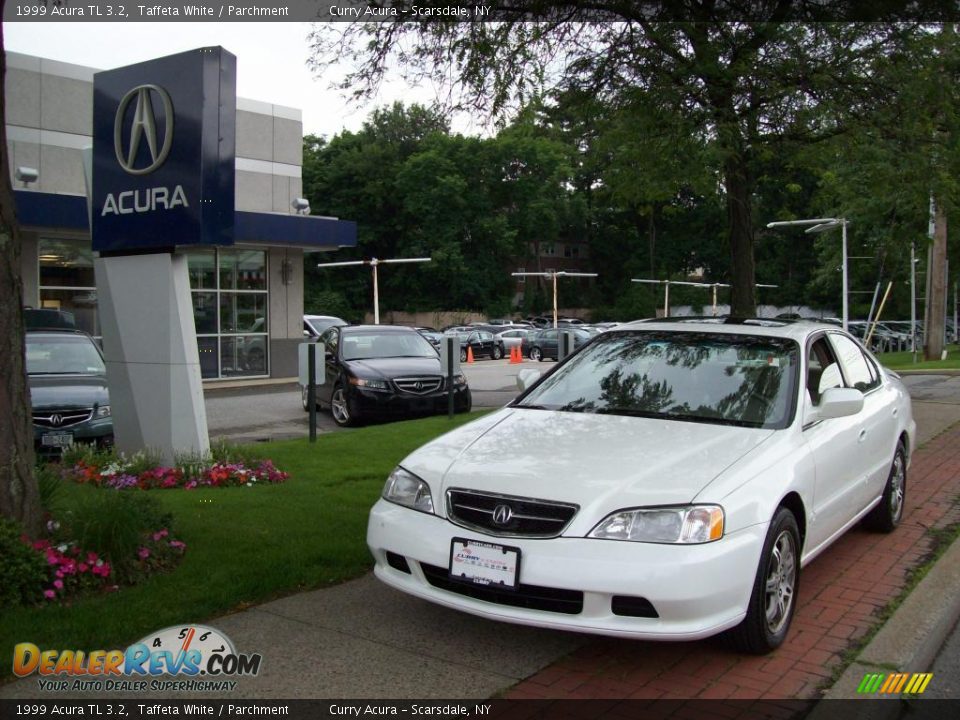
[446,489,578,538]
[33,409,93,429]
[394,376,443,395]
[420,562,583,614]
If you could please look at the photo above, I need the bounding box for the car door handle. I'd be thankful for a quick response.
[892,408,899,417]
[859,429,868,442]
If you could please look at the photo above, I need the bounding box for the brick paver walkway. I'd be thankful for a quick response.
[507,425,960,700]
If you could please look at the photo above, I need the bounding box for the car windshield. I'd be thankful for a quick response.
[26,335,106,375]
[341,332,438,361]
[515,331,799,428]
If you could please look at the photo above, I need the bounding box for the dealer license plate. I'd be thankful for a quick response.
[41,432,73,448]
[449,538,520,589]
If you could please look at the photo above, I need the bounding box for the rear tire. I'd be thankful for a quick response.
[492,345,503,360]
[530,347,542,362]
[724,507,800,654]
[863,442,906,533]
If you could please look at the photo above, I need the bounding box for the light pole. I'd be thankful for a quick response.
[317,257,431,324]
[767,218,849,331]
[632,279,778,317]
[631,279,711,318]
[512,271,598,328]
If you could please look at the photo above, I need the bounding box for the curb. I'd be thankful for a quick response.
[809,534,960,715]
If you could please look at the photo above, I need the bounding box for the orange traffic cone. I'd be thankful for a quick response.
[510,345,521,364]
[467,345,475,363]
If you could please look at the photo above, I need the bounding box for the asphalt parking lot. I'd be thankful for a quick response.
[203,357,548,444]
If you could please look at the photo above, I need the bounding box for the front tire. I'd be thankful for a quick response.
[725,507,800,654]
[530,347,543,362]
[330,384,357,427]
[460,348,467,363]
[863,442,906,533]
[492,345,503,360]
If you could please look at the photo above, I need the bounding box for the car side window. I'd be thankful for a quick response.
[829,333,880,393]
[320,328,338,358]
[807,336,841,405]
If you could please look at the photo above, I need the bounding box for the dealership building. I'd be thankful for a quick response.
[7,50,356,382]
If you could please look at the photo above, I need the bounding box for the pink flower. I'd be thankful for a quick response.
[138,547,150,560]
[53,579,63,590]
[43,590,56,600]
[169,540,186,551]
[152,529,169,541]
[78,563,88,573]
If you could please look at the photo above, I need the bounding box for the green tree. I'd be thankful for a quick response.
[0,10,42,535]
[309,5,916,316]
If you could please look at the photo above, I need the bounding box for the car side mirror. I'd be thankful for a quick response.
[516,368,542,391]
[808,386,863,423]
[303,330,311,337]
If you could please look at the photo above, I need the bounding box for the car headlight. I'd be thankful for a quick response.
[96,404,111,418]
[382,467,434,514]
[349,377,389,391]
[588,506,724,544]
[453,373,467,386]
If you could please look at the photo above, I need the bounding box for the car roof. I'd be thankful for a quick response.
[25,328,93,338]
[341,324,419,334]
[616,317,840,342]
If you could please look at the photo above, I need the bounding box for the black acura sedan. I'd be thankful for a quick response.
[26,329,113,453]
[302,325,472,427]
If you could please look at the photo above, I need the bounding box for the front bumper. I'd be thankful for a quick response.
[367,498,766,641]
[351,386,471,418]
[33,416,114,450]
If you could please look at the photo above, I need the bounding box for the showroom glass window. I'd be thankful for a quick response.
[38,238,100,337]
[187,249,269,379]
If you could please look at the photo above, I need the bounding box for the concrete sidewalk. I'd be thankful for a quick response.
[2,401,959,701]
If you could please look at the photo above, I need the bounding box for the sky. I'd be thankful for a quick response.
[3,22,480,139]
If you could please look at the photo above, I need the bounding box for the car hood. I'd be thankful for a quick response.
[403,408,775,526]
[28,375,109,409]
[346,356,442,378]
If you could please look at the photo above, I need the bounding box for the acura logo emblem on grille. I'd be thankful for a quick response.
[50,414,63,427]
[492,504,514,525]
[415,381,423,391]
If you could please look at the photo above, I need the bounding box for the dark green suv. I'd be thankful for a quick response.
[26,329,113,453]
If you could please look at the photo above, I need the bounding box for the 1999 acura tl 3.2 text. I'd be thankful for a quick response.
[367,319,915,653]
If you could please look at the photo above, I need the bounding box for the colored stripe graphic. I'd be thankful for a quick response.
[857,672,933,695]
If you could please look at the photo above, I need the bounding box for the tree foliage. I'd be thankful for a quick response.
[308,4,922,315]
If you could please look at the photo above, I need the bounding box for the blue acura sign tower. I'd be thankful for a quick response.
[91,47,237,462]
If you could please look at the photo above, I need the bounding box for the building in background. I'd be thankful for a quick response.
[7,51,355,382]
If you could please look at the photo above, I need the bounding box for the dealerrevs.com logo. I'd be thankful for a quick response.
[14,625,262,693]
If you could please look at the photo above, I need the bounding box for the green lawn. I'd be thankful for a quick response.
[877,344,960,371]
[1,412,487,679]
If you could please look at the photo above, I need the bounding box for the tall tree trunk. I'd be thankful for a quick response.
[725,154,757,317]
[0,11,43,536]
[925,201,948,361]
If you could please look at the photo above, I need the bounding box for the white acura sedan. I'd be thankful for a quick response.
[367,319,915,653]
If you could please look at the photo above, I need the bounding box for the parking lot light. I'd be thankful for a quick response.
[767,218,849,331]
[511,271,598,327]
[317,257,431,324]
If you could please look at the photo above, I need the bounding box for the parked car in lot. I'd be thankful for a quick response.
[445,329,506,361]
[26,329,113,453]
[494,328,530,351]
[523,327,595,361]
[368,318,915,653]
[304,314,347,338]
[302,325,471,427]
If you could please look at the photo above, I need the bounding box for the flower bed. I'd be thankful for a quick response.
[65,456,289,490]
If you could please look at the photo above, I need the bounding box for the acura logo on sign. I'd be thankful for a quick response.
[114,84,174,175]
[492,504,514,525]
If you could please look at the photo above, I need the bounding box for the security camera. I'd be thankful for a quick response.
[291,198,310,215]
[15,167,39,184]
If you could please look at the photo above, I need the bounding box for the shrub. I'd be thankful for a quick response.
[0,518,49,608]
[64,491,173,584]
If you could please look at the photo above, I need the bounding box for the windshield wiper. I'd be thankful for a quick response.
[512,403,552,410]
